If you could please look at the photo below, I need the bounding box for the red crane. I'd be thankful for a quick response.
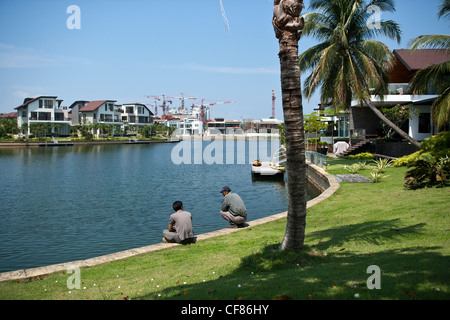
[272,89,276,118]
[166,93,197,114]
[191,99,236,125]
[145,95,172,118]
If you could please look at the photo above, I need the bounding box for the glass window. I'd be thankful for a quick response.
[418,113,431,133]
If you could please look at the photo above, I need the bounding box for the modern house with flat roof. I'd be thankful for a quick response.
[206,118,242,135]
[317,49,449,156]
[351,49,449,141]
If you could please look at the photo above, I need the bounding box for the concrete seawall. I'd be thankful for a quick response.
[0,163,339,282]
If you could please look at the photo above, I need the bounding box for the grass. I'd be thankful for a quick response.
[0,157,449,300]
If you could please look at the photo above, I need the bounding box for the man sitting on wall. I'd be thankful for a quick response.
[163,201,196,244]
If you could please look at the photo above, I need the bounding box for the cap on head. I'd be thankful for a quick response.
[220,186,231,193]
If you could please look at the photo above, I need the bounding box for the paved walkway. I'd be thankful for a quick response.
[0,164,339,283]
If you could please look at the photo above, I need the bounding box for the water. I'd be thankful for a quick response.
[0,141,318,273]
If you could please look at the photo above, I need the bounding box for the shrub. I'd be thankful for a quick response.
[356,161,368,171]
[347,152,374,160]
[372,158,393,173]
[395,131,450,167]
[345,164,359,174]
[370,171,389,183]
[393,151,422,167]
[420,131,450,159]
[403,154,450,189]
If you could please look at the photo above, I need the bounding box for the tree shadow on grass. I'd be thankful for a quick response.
[137,219,449,300]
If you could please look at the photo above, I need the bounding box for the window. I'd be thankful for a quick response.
[418,113,431,133]
[38,112,51,121]
[44,100,53,108]
[126,106,134,113]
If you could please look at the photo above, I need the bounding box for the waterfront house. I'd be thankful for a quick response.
[351,49,449,141]
[120,103,154,129]
[206,118,242,135]
[15,96,72,136]
[68,100,90,126]
[78,100,122,136]
[317,49,449,157]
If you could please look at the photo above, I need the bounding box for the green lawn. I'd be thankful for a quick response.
[0,158,449,300]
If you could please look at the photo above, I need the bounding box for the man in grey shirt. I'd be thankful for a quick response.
[220,186,247,228]
[163,201,196,244]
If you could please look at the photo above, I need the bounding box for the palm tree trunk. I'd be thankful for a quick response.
[273,0,307,250]
[363,99,421,148]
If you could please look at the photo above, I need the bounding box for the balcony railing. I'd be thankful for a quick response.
[388,83,412,95]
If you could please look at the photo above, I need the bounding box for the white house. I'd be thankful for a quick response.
[78,100,122,136]
[120,103,154,128]
[167,117,203,136]
[15,96,72,136]
[351,49,449,141]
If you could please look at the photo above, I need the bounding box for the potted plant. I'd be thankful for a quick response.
[317,141,328,155]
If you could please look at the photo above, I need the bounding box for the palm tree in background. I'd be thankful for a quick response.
[298,0,421,148]
[409,0,450,129]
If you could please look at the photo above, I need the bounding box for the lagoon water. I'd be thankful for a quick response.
[0,141,318,273]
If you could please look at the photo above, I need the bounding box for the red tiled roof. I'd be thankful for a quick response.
[394,49,450,71]
[0,112,18,118]
[79,100,107,112]
[79,100,116,112]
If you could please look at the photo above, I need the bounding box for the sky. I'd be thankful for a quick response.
[0,0,448,121]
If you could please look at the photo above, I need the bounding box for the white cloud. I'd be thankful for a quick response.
[0,43,91,69]
[176,63,279,75]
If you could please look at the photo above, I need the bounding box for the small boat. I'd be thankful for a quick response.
[39,137,73,147]
[252,160,262,167]
[125,138,150,144]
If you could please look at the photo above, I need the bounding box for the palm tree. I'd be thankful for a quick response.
[409,0,450,129]
[298,0,421,148]
[273,0,308,250]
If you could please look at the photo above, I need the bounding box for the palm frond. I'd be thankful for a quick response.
[299,0,401,109]
[438,0,450,20]
[409,61,450,95]
[432,86,450,128]
[410,34,450,51]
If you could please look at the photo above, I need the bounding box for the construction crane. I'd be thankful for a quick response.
[272,89,276,119]
[191,99,236,125]
[144,95,172,118]
[166,93,197,114]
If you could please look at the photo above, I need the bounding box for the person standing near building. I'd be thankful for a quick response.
[219,186,247,228]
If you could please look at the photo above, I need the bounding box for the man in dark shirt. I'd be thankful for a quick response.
[163,201,196,244]
[220,186,247,228]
